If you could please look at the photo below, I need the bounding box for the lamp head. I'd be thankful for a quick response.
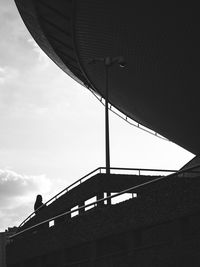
[118,56,126,68]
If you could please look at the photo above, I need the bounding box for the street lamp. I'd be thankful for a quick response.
[88,56,125,174]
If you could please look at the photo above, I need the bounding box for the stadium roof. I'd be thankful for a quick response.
[15,0,200,155]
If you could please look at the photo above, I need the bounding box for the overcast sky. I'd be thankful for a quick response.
[0,0,194,231]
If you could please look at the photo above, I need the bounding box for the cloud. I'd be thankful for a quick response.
[0,1,31,68]
[0,66,19,84]
[27,38,51,70]
[0,67,6,84]
[0,169,51,197]
[0,1,77,120]
[0,169,52,231]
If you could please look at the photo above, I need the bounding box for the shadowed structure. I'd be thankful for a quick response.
[14,0,200,154]
[6,2,200,266]
[6,167,200,266]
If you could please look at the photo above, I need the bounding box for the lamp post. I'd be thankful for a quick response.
[89,56,125,174]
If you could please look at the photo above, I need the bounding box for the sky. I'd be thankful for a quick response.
[0,0,194,232]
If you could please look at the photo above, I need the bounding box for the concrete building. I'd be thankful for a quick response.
[1,227,17,267]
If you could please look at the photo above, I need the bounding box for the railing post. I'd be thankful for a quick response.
[78,201,85,215]
[97,192,104,207]
[107,192,111,205]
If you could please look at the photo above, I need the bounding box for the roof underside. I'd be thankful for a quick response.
[15,0,200,155]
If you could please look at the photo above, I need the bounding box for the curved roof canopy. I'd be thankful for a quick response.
[15,0,200,155]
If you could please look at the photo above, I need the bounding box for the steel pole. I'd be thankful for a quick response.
[105,65,110,174]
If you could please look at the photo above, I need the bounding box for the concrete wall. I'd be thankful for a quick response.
[6,212,200,267]
[0,232,6,267]
[7,173,200,266]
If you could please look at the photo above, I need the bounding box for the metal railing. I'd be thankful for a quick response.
[18,167,177,228]
[10,176,164,239]
[9,164,200,240]
[14,164,200,240]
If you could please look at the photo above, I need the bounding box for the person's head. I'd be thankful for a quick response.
[36,194,42,203]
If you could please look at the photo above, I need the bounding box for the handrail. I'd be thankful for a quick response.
[11,177,160,239]
[11,164,200,240]
[18,167,177,228]
[18,167,101,228]
[101,167,177,175]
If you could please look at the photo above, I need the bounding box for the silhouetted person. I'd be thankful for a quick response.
[34,194,45,213]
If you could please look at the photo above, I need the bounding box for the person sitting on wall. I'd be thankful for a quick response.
[34,194,45,214]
